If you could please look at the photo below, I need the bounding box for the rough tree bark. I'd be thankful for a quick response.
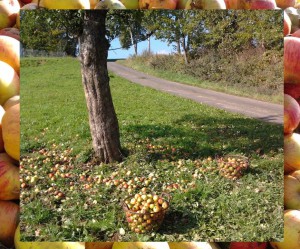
[80,10,122,163]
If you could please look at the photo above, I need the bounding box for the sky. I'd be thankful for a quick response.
[108,37,176,59]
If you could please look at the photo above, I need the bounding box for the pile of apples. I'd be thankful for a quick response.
[217,155,249,180]
[123,192,169,233]
[282,4,300,249]
[12,0,300,10]
[0,0,21,249]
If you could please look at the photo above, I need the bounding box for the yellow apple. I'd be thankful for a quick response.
[276,0,296,8]
[112,242,170,249]
[284,133,300,173]
[2,103,20,160]
[0,0,20,29]
[86,242,114,249]
[270,210,300,249]
[0,106,4,152]
[284,170,300,209]
[0,61,19,106]
[3,95,19,110]
[169,242,220,249]
[0,35,20,75]
[185,0,226,9]
[119,0,139,8]
[14,225,86,249]
[43,0,90,9]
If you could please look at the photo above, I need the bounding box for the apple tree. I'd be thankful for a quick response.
[80,10,123,163]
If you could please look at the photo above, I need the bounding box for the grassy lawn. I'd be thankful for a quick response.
[20,57,283,242]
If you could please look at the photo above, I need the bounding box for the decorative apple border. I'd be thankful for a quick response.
[1,0,299,249]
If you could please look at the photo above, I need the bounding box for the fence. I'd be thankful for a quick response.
[21,48,67,57]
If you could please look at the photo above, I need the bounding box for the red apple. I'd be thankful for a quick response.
[270,210,300,249]
[0,200,19,247]
[292,29,300,38]
[284,133,300,173]
[284,94,300,134]
[185,0,226,9]
[284,11,292,36]
[276,0,296,8]
[284,170,300,209]
[0,153,19,200]
[139,0,178,9]
[284,37,300,84]
[21,0,33,3]
[224,0,277,8]
[0,27,19,40]
[229,242,268,249]
[0,0,20,30]
[285,83,300,99]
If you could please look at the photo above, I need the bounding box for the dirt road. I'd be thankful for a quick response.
[108,62,283,125]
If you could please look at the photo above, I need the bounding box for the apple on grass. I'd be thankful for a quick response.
[270,210,300,249]
[284,94,300,134]
[284,170,300,210]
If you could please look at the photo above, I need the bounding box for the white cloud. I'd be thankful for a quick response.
[155,50,170,55]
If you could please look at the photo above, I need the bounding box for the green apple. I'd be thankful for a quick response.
[119,0,139,8]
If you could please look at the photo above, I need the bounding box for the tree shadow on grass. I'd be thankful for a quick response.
[158,210,199,235]
[124,113,283,162]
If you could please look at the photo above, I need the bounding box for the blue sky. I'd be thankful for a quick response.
[108,37,176,59]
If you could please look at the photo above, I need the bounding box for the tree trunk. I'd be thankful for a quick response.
[177,39,181,54]
[148,36,151,54]
[182,36,189,64]
[80,10,122,163]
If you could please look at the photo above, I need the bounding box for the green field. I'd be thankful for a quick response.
[20,57,283,242]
